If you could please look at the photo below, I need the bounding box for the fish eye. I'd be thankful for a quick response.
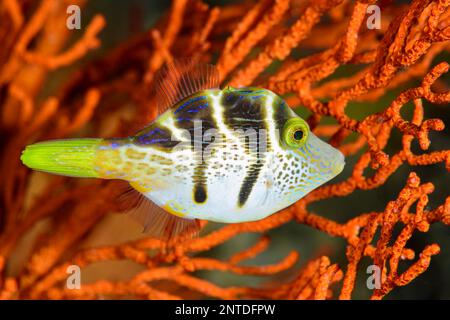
[293,129,304,141]
[282,118,309,148]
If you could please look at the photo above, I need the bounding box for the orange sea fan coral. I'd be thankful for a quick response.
[0,0,449,300]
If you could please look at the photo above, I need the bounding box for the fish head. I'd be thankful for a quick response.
[275,115,345,201]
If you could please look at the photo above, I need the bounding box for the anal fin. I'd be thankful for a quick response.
[119,184,200,240]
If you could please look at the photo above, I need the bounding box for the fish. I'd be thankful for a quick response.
[20,59,345,239]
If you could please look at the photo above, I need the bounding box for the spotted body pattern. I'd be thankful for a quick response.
[21,61,344,236]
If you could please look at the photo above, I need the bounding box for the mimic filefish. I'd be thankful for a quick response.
[20,60,345,239]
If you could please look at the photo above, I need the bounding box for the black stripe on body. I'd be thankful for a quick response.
[221,90,270,153]
[221,88,270,207]
[238,160,264,207]
[221,90,265,130]
[193,183,207,203]
[174,92,219,204]
[273,97,292,130]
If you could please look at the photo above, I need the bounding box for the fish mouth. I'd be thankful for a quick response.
[330,150,345,176]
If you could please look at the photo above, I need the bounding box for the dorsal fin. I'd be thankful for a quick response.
[154,58,220,114]
[118,184,201,240]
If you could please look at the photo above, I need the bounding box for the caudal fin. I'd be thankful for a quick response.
[20,139,102,178]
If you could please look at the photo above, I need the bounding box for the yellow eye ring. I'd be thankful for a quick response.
[282,118,309,148]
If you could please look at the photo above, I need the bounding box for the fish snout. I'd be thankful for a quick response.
[330,150,345,176]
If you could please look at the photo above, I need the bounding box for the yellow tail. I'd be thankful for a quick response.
[20,139,103,178]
